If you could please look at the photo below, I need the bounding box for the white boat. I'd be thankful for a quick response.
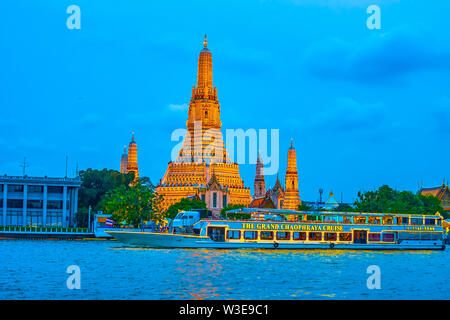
[106,209,447,250]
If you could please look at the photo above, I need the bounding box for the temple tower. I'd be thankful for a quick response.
[282,140,301,212]
[177,35,229,164]
[253,154,266,198]
[156,36,251,214]
[127,133,139,182]
[120,145,128,174]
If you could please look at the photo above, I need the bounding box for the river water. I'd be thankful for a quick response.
[0,239,448,299]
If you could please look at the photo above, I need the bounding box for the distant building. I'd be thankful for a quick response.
[127,133,139,182]
[269,175,285,209]
[281,140,301,212]
[119,134,139,183]
[253,154,265,199]
[419,180,450,213]
[0,175,81,227]
[322,191,339,211]
[120,145,128,174]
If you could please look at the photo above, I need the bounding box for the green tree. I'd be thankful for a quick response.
[354,185,446,217]
[220,204,247,219]
[75,168,135,227]
[103,183,159,227]
[333,203,355,212]
[298,203,314,211]
[165,198,207,219]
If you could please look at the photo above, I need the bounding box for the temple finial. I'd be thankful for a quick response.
[203,34,208,48]
[132,131,135,142]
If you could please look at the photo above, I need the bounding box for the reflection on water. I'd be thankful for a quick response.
[0,240,449,299]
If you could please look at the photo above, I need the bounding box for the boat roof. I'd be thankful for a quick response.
[225,207,442,219]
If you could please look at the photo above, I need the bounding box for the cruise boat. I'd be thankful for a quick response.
[106,208,447,250]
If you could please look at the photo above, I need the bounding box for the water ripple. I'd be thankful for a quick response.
[0,240,449,299]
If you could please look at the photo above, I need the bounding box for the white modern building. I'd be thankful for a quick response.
[0,175,81,227]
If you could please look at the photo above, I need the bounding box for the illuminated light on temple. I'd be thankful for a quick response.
[120,145,128,174]
[281,140,301,214]
[156,36,252,215]
[126,132,139,183]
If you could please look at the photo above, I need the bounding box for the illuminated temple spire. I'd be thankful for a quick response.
[127,132,139,182]
[155,36,252,213]
[282,139,301,213]
[179,36,227,163]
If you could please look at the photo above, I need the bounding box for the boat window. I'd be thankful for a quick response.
[382,233,395,242]
[339,233,352,241]
[324,216,337,223]
[308,232,322,241]
[227,230,240,240]
[398,232,420,240]
[207,227,225,242]
[402,217,409,225]
[399,232,441,241]
[324,233,337,241]
[411,218,423,225]
[175,212,184,219]
[368,216,380,225]
[260,231,274,240]
[276,232,290,240]
[382,216,393,225]
[368,233,381,242]
[424,218,436,225]
[343,217,352,224]
[355,216,366,224]
[420,233,442,240]
[244,231,258,240]
[293,232,307,241]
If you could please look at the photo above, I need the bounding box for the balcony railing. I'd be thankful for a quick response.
[0,225,90,234]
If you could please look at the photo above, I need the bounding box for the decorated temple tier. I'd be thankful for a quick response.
[156,162,251,213]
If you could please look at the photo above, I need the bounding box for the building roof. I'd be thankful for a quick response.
[419,181,449,200]
[249,194,276,209]
[0,175,81,186]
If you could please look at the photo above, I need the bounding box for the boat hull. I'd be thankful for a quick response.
[106,231,446,250]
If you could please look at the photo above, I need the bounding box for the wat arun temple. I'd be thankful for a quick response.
[122,37,301,216]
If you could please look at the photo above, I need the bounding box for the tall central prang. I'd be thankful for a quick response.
[156,36,251,215]
[177,35,229,164]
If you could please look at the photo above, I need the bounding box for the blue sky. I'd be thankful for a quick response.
[0,0,449,203]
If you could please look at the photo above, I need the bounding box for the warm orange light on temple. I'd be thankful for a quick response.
[126,132,139,183]
[155,37,251,215]
[282,140,301,214]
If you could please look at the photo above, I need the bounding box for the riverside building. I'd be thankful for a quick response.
[0,175,81,227]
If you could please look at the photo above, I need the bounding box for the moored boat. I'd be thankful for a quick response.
[106,209,447,250]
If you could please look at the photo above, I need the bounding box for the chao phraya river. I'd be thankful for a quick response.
[1,239,449,299]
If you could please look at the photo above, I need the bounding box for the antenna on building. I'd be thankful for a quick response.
[319,188,323,203]
[20,157,29,176]
[65,155,68,178]
[341,192,343,204]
